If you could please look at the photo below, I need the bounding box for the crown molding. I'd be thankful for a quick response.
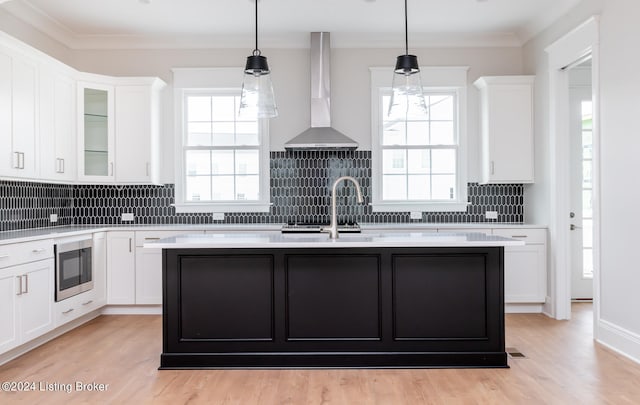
[3,0,523,50]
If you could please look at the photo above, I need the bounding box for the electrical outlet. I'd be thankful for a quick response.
[410,211,422,220]
[485,211,498,220]
[49,214,58,223]
[121,213,134,222]
[212,213,225,221]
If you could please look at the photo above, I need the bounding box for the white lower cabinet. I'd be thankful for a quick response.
[135,248,162,305]
[134,231,203,305]
[92,232,107,305]
[492,228,547,303]
[107,230,201,305]
[0,268,19,353]
[54,232,107,327]
[18,260,55,342]
[106,231,135,304]
[54,289,102,326]
[0,240,54,355]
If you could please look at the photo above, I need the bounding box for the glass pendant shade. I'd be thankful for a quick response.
[388,56,428,120]
[239,54,278,118]
[388,0,427,120]
[238,0,277,119]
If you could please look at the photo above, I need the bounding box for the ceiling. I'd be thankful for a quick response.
[0,0,584,49]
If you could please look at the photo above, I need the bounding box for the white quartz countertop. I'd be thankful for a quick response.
[144,231,525,249]
[0,223,545,245]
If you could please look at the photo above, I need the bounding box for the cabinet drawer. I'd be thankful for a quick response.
[54,289,99,327]
[438,228,492,235]
[492,228,546,245]
[0,239,54,269]
[135,230,202,247]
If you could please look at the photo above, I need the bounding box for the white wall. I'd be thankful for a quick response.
[68,46,522,183]
[525,0,640,362]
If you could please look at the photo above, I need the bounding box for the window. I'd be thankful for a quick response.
[581,100,593,279]
[370,67,468,212]
[173,68,270,213]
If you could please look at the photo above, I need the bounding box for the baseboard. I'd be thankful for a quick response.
[0,310,102,366]
[597,319,640,365]
[505,303,544,313]
[101,305,162,315]
[543,295,554,318]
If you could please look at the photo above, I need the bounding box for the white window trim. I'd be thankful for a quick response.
[369,66,469,212]
[172,68,271,213]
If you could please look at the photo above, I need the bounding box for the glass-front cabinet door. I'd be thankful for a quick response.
[77,82,114,181]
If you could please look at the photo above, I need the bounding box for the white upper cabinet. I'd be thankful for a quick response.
[115,79,165,184]
[474,76,535,184]
[77,79,115,182]
[0,41,39,179]
[39,64,77,181]
[0,49,11,176]
[77,76,166,184]
[1,31,166,185]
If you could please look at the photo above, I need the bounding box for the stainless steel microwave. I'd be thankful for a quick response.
[55,237,93,302]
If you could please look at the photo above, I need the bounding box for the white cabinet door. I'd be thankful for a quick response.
[0,258,54,354]
[18,260,54,342]
[474,76,535,184]
[503,245,546,303]
[40,66,76,181]
[493,228,547,304]
[11,55,39,178]
[0,49,12,177]
[77,81,115,182]
[135,248,162,304]
[106,231,135,304]
[0,48,39,179]
[0,269,19,353]
[115,85,153,183]
[133,230,202,305]
[114,80,164,184]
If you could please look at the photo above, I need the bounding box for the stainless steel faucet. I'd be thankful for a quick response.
[322,176,364,239]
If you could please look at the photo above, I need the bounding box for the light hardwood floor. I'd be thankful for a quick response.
[1,303,639,404]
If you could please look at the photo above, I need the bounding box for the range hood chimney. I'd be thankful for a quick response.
[284,32,358,151]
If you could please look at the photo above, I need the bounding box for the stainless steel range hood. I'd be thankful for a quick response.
[284,32,358,151]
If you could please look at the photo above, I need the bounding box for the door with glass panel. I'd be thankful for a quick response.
[569,64,593,300]
[77,82,115,181]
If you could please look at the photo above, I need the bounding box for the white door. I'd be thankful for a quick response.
[569,64,593,300]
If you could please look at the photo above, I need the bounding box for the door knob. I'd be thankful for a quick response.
[570,224,582,231]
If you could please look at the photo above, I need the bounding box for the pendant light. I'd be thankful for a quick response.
[388,0,427,120]
[239,0,278,118]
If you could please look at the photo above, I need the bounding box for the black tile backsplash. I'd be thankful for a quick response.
[1,151,523,231]
[0,180,75,232]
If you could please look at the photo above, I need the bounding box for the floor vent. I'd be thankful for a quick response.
[506,347,526,358]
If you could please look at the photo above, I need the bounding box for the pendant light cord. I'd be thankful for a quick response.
[404,0,408,56]
[254,0,260,55]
